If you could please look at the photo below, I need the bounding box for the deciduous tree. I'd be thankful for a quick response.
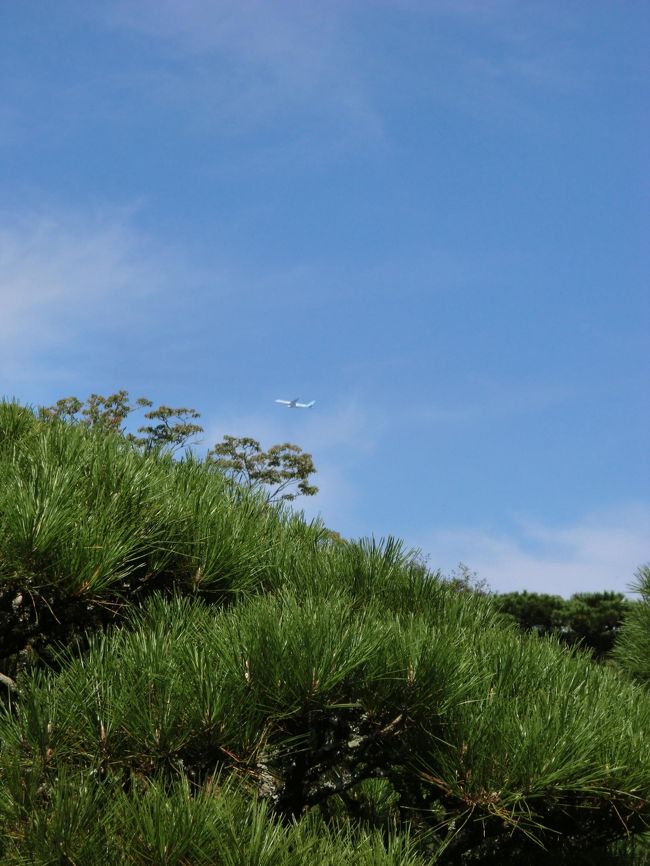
[40,390,204,453]
[207,434,318,502]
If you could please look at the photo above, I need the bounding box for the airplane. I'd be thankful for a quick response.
[275,397,316,409]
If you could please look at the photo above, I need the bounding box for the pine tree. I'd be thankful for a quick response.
[1,399,649,865]
[614,565,650,685]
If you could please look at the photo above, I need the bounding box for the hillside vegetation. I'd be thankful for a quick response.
[0,401,649,864]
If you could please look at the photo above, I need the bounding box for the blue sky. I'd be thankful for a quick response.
[1,0,648,595]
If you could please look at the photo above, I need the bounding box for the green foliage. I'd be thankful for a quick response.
[133,400,204,453]
[0,401,310,673]
[39,390,204,452]
[493,590,633,659]
[1,400,649,864]
[0,769,428,866]
[207,434,318,502]
[614,565,650,685]
[564,591,633,657]
[493,590,565,634]
[446,562,491,595]
[40,390,137,432]
[2,589,650,863]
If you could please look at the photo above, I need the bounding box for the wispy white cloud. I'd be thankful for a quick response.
[202,411,289,455]
[301,401,379,455]
[0,206,183,388]
[394,377,575,430]
[371,0,604,128]
[297,458,362,531]
[110,0,339,78]
[418,503,650,596]
[101,0,383,142]
[204,398,378,456]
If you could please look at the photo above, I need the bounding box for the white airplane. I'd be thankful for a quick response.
[275,397,316,409]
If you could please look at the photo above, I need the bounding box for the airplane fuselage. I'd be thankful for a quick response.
[275,398,316,409]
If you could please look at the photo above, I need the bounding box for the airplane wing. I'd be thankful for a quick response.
[275,397,314,408]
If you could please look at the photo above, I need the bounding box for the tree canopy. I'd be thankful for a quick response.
[39,391,319,498]
[0,398,649,865]
[614,565,650,684]
[207,434,318,502]
[40,390,204,452]
[493,590,633,659]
